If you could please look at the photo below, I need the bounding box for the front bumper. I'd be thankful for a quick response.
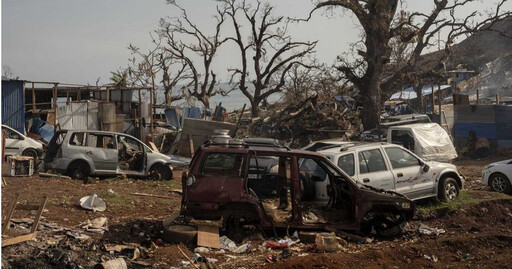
[481,169,491,186]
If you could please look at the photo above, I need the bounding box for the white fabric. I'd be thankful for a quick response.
[409,123,457,161]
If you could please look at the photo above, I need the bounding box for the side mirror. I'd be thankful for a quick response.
[422,164,430,173]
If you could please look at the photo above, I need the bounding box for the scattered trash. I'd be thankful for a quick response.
[266,254,277,263]
[94,258,127,269]
[108,189,115,194]
[418,223,446,236]
[66,231,91,241]
[220,236,237,251]
[424,254,439,262]
[81,217,108,233]
[193,253,205,263]
[279,249,292,259]
[233,242,251,253]
[194,247,210,253]
[80,194,106,212]
[315,232,342,252]
[265,240,289,249]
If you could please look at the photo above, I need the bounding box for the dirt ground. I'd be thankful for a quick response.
[2,157,512,268]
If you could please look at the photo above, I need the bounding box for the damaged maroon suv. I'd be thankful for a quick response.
[179,140,415,237]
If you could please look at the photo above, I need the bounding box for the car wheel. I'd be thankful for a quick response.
[68,161,90,183]
[489,173,512,194]
[438,177,459,202]
[149,164,173,180]
[22,148,38,161]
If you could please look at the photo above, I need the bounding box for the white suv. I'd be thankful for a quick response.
[306,142,464,201]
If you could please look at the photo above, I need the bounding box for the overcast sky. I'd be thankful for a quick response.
[2,0,510,85]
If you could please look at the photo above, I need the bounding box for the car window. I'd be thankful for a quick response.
[202,153,244,177]
[3,127,21,140]
[118,136,142,151]
[337,154,355,176]
[86,133,115,149]
[69,132,85,146]
[358,149,387,174]
[300,158,327,182]
[385,147,420,169]
[391,130,415,151]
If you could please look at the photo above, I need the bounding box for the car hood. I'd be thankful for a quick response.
[426,161,457,171]
[489,159,512,166]
[356,181,410,200]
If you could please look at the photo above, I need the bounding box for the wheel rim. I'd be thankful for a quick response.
[491,176,507,192]
[445,182,457,201]
[72,169,84,180]
[24,151,36,157]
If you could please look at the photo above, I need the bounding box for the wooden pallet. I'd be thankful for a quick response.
[2,194,48,247]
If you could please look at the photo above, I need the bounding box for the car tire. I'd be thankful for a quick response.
[438,177,460,202]
[22,148,38,161]
[489,173,512,194]
[149,164,173,181]
[68,161,90,183]
[160,223,197,244]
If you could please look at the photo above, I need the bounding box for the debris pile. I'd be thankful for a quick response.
[247,95,362,147]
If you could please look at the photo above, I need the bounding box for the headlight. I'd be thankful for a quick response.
[186,175,196,186]
[484,164,495,170]
[400,202,411,209]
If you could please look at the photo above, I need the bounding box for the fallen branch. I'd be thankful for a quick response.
[130,192,174,199]
[177,245,199,269]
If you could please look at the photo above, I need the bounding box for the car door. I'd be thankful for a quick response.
[3,126,24,156]
[355,147,395,190]
[84,132,118,173]
[383,146,435,198]
[187,152,246,203]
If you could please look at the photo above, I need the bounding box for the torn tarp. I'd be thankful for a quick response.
[164,108,181,129]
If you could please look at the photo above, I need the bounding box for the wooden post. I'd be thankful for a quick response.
[431,84,435,114]
[438,84,442,116]
[150,88,154,143]
[476,87,480,105]
[66,88,70,105]
[138,88,143,141]
[53,83,58,133]
[31,82,36,113]
[232,104,246,138]
[106,87,110,102]
[496,94,500,105]
[78,88,81,102]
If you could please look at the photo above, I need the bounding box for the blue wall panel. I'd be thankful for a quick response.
[454,122,497,139]
[1,80,25,133]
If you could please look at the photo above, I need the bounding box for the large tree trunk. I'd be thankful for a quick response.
[413,84,424,112]
[250,100,260,117]
[361,83,381,130]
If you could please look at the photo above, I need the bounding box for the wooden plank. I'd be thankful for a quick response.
[181,118,236,137]
[197,225,221,249]
[30,196,47,233]
[148,142,159,153]
[2,194,19,234]
[1,232,36,247]
[188,135,195,156]
[130,192,173,199]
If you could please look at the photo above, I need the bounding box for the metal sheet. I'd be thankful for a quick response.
[1,80,25,133]
[454,122,497,139]
[87,102,99,130]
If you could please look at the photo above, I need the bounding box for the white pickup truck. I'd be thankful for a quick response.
[387,123,457,162]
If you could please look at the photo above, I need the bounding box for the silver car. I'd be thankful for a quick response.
[44,130,174,181]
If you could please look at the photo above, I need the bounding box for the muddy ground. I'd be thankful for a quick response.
[2,157,512,268]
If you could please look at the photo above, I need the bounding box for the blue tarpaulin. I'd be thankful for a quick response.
[164,108,181,129]
[38,124,55,143]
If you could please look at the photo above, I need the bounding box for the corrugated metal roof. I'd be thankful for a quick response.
[2,80,25,133]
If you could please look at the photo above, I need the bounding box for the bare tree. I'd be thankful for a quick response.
[312,0,511,129]
[2,65,17,79]
[222,0,317,117]
[159,2,230,109]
